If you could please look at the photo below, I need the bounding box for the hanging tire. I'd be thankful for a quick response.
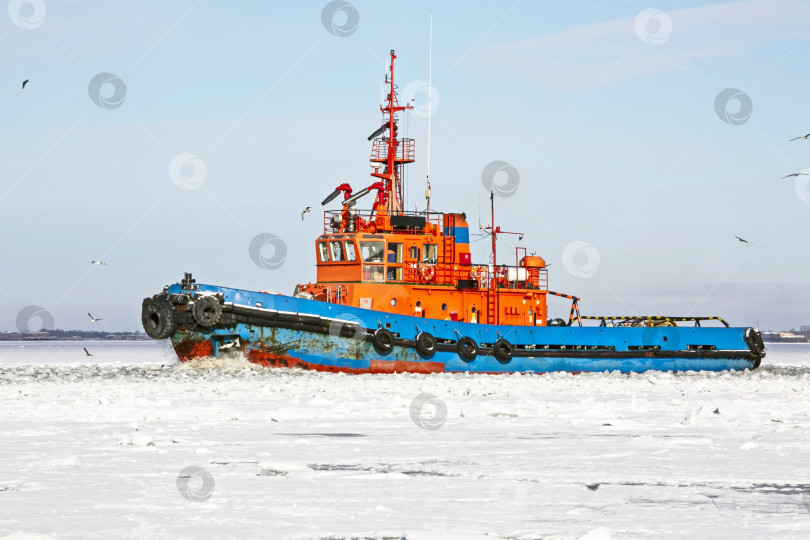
[192,296,222,327]
[415,332,437,358]
[549,318,567,326]
[141,297,177,340]
[372,328,394,355]
[492,338,514,364]
[457,336,478,362]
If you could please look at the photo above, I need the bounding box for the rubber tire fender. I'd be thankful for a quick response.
[457,336,478,362]
[192,296,223,327]
[372,328,395,355]
[548,318,568,327]
[141,297,177,340]
[492,338,514,364]
[414,332,437,359]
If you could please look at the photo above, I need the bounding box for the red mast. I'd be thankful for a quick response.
[370,50,414,215]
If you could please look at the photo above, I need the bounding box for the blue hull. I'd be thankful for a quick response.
[144,283,765,374]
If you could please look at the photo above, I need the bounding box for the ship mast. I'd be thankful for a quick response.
[370,50,413,215]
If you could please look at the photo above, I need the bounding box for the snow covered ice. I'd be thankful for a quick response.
[1,342,810,539]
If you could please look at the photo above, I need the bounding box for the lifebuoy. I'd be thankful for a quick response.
[141,297,177,340]
[420,265,436,282]
[372,328,394,355]
[492,338,514,363]
[415,332,437,358]
[472,266,487,285]
[192,296,223,327]
[457,336,478,361]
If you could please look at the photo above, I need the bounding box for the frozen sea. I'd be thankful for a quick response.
[1,341,809,540]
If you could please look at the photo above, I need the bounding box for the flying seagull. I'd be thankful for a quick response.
[21,79,28,90]
[781,172,808,179]
[90,260,107,266]
[300,207,312,220]
[585,484,600,492]
[88,313,103,323]
[789,134,810,141]
[734,236,748,244]
[83,347,93,357]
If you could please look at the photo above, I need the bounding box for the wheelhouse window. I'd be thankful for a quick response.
[329,241,344,262]
[423,244,438,264]
[363,265,384,282]
[359,241,384,262]
[386,242,404,281]
[387,242,403,263]
[344,241,356,261]
[318,242,329,262]
[387,267,403,281]
[409,246,420,260]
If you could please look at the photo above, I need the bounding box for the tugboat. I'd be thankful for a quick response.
[141,50,765,373]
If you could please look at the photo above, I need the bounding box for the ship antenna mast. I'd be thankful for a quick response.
[426,14,433,212]
[368,50,412,217]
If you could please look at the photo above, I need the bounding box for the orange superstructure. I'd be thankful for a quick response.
[295,50,552,327]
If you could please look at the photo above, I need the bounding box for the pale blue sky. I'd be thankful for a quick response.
[1,0,809,332]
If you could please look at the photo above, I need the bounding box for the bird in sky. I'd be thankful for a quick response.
[781,172,808,179]
[21,79,29,89]
[83,347,93,357]
[586,484,600,491]
[88,313,103,323]
[789,134,810,141]
[90,260,107,266]
[735,236,749,244]
[300,207,312,220]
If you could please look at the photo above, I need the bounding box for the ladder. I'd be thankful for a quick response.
[486,287,497,325]
[442,236,455,284]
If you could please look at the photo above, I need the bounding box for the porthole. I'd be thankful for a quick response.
[441,303,447,311]
[390,298,397,307]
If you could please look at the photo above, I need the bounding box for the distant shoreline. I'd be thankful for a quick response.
[0,331,150,342]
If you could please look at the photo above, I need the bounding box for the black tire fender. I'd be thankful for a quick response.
[457,336,478,362]
[492,338,514,364]
[141,297,177,340]
[415,332,437,358]
[372,328,395,355]
[192,296,223,327]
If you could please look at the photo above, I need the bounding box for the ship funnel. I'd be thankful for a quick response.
[367,124,388,141]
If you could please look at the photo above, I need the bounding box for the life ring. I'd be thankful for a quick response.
[472,266,487,285]
[415,332,437,358]
[420,265,436,282]
[141,297,177,340]
[492,338,514,364]
[457,336,478,362]
[372,328,394,355]
[192,296,223,327]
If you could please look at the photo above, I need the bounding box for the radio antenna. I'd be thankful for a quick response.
[425,14,433,211]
